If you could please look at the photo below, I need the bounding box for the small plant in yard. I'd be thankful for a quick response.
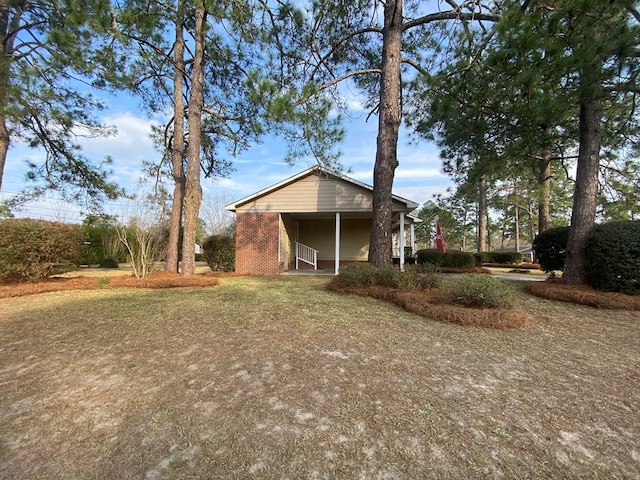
[375,266,402,288]
[334,262,379,289]
[99,258,120,269]
[201,234,235,272]
[400,264,441,291]
[440,274,516,309]
[335,263,440,292]
[117,214,166,279]
[97,277,110,287]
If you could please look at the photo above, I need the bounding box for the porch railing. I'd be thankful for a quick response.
[295,241,318,270]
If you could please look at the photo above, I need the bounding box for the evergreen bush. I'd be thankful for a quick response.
[99,258,120,268]
[376,266,401,288]
[441,251,476,268]
[399,264,441,290]
[440,274,516,309]
[492,252,523,264]
[334,262,378,289]
[417,249,475,268]
[0,219,84,282]
[473,252,492,265]
[335,263,440,292]
[201,235,235,272]
[474,251,524,264]
[585,220,640,295]
[532,226,570,273]
[416,249,445,266]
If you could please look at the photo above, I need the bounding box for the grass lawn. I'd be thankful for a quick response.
[1,276,639,479]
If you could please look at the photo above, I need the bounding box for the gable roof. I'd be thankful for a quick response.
[225,165,419,212]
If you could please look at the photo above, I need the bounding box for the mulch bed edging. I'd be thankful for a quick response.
[327,282,531,330]
[0,271,221,299]
[526,280,640,310]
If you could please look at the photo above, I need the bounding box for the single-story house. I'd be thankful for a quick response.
[225,165,421,275]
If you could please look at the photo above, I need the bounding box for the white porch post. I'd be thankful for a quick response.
[335,212,341,275]
[410,223,416,256]
[399,212,405,271]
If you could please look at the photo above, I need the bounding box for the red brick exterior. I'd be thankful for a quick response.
[235,212,281,275]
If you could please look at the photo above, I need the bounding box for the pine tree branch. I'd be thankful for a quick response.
[308,26,383,82]
[295,68,382,106]
[403,10,500,31]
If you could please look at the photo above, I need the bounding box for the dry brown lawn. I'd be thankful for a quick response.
[0,275,639,479]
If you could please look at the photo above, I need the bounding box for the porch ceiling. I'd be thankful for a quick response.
[282,211,417,229]
[284,212,372,220]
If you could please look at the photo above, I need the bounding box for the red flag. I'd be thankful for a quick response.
[435,217,446,253]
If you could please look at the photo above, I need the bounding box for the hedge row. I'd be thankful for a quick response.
[201,235,235,272]
[585,221,640,295]
[473,251,523,265]
[533,221,640,295]
[416,249,475,268]
[0,219,84,282]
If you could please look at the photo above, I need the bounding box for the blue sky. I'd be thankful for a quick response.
[1,93,452,223]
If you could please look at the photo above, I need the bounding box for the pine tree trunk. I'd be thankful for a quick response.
[538,144,552,234]
[181,1,205,277]
[477,176,487,252]
[0,3,11,194]
[165,0,186,273]
[514,204,520,253]
[0,115,8,193]
[369,0,402,268]
[564,92,602,284]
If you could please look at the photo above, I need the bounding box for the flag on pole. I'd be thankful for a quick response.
[435,216,446,253]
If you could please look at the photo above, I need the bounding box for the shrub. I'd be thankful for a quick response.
[473,252,492,265]
[416,249,445,266]
[398,264,441,291]
[81,216,122,265]
[439,274,516,309]
[335,263,440,292]
[492,252,524,264]
[441,251,476,268]
[201,235,235,272]
[417,249,475,268]
[334,262,378,289]
[376,266,401,288]
[0,219,84,282]
[533,226,570,274]
[474,251,524,265]
[99,258,120,268]
[585,220,640,295]
[117,222,166,279]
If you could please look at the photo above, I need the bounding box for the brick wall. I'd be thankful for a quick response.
[235,212,281,275]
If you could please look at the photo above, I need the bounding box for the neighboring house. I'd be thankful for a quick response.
[225,166,420,275]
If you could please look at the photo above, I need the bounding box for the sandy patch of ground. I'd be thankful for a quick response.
[0,276,638,478]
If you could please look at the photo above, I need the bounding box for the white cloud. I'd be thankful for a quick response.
[396,184,451,208]
[78,111,160,161]
[395,167,446,180]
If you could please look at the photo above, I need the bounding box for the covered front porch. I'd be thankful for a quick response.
[280,212,418,275]
[227,166,420,275]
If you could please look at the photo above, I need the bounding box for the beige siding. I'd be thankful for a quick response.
[298,219,334,260]
[236,173,407,213]
[280,214,296,266]
[298,217,370,261]
[341,218,371,260]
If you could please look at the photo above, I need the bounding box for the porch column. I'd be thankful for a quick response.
[410,223,416,256]
[399,212,405,271]
[335,212,341,275]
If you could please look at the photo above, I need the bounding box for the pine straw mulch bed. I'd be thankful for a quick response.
[527,278,640,310]
[0,271,227,299]
[326,281,531,330]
